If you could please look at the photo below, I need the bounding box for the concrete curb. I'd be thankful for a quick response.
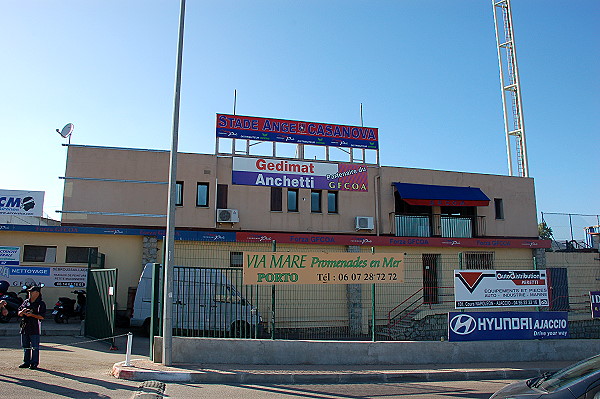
[112,361,555,384]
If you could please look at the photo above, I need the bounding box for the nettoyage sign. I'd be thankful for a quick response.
[0,190,44,217]
[216,114,379,150]
[0,265,87,288]
[243,252,404,285]
[232,157,368,192]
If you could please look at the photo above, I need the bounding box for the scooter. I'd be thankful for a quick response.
[53,290,86,323]
[0,280,25,323]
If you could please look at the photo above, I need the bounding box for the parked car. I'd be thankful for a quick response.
[130,263,264,338]
[490,354,600,399]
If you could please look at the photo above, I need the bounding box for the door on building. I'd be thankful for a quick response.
[422,254,440,304]
[547,267,570,311]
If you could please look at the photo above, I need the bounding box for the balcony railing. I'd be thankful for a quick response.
[394,214,486,238]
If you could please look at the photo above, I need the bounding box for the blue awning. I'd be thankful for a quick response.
[393,182,490,207]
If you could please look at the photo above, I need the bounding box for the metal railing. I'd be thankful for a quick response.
[394,214,486,238]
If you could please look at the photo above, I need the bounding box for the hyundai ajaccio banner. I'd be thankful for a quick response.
[232,157,368,192]
[0,190,44,217]
[216,114,379,150]
[448,311,569,341]
[454,269,549,308]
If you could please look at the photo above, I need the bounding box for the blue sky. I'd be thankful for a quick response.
[1,1,598,239]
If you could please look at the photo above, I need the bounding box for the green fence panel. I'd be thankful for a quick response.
[85,268,118,344]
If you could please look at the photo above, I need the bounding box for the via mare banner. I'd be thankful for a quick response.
[244,252,404,285]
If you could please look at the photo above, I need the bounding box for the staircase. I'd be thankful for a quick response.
[378,288,426,340]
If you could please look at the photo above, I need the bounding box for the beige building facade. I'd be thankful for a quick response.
[5,143,571,332]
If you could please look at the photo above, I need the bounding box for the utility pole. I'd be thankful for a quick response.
[163,0,186,366]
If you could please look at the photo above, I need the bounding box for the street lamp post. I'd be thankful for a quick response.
[163,0,186,366]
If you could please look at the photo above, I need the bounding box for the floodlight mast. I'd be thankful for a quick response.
[492,0,529,177]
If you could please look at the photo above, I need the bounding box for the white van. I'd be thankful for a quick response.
[130,263,264,337]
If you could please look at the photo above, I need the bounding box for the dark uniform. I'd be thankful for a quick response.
[18,287,46,369]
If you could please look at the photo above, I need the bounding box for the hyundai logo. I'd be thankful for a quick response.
[449,314,477,335]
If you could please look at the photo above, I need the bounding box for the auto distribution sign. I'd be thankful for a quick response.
[216,114,379,150]
[244,252,404,285]
[448,311,569,341]
[454,269,549,308]
[232,157,368,192]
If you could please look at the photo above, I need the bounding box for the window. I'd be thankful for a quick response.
[494,198,504,220]
[327,191,338,214]
[287,189,298,212]
[196,183,209,207]
[270,187,282,212]
[230,251,243,268]
[175,181,184,206]
[463,252,494,270]
[311,190,322,213]
[217,184,228,209]
[23,245,56,263]
[66,247,98,263]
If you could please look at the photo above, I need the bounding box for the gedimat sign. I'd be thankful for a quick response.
[243,252,404,285]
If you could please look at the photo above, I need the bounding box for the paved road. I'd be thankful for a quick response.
[0,330,522,398]
[0,331,148,399]
[163,380,516,398]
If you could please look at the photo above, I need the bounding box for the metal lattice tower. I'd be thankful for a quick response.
[492,0,529,177]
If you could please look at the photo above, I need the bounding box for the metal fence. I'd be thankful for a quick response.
[541,212,600,249]
[156,240,599,341]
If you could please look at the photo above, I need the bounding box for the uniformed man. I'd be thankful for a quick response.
[17,286,46,370]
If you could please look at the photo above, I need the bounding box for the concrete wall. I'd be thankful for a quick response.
[154,336,600,365]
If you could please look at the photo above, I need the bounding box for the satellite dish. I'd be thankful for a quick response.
[56,123,74,138]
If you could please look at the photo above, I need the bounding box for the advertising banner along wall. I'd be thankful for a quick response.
[454,269,549,308]
[0,190,44,217]
[591,291,600,319]
[0,265,88,288]
[217,114,379,150]
[243,252,404,285]
[448,311,569,341]
[0,247,20,266]
[232,157,368,192]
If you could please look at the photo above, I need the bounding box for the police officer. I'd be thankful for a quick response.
[17,286,46,369]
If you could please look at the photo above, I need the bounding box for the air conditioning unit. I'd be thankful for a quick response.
[217,209,239,223]
[355,216,374,230]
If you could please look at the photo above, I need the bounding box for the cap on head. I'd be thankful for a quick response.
[27,286,42,293]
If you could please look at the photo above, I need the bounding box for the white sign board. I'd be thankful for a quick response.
[0,190,44,217]
[0,265,87,288]
[454,269,549,309]
[0,246,20,265]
